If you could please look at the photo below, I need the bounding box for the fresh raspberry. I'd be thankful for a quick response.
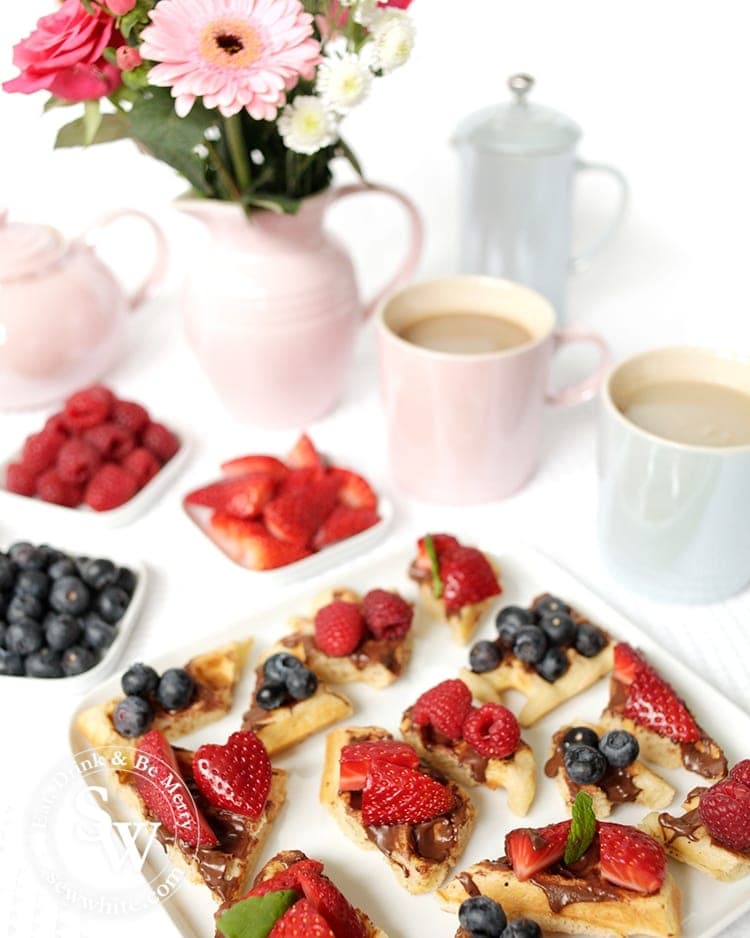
[141,421,180,463]
[440,546,501,614]
[730,760,750,788]
[5,462,36,496]
[361,589,413,640]
[35,469,83,507]
[462,703,521,758]
[21,428,66,476]
[699,779,750,852]
[121,448,161,489]
[56,438,101,485]
[84,463,138,511]
[112,399,149,434]
[62,385,114,431]
[314,600,366,657]
[44,413,69,436]
[84,423,135,461]
[412,679,473,739]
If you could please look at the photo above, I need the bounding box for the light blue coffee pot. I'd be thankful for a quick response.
[453,74,628,321]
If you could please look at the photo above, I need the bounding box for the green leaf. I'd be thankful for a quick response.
[43,96,76,112]
[217,890,298,938]
[54,112,130,148]
[127,88,216,195]
[424,534,444,599]
[243,193,301,215]
[83,100,102,145]
[565,791,597,865]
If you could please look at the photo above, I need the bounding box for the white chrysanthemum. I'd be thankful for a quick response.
[353,0,378,26]
[278,95,339,154]
[316,53,372,113]
[370,9,415,72]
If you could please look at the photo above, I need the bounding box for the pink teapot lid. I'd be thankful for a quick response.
[0,209,68,281]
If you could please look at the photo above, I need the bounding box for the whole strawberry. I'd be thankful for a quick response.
[194,730,272,819]
[361,589,413,640]
[699,778,750,852]
[412,678,473,739]
[462,703,520,758]
[439,546,501,614]
[314,600,365,657]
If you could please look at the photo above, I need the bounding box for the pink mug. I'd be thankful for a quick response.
[376,276,611,503]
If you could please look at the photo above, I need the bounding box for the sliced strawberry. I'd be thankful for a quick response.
[361,761,455,825]
[339,761,369,793]
[221,454,289,481]
[268,898,336,938]
[282,467,326,491]
[599,822,666,894]
[413,533,460,571]
[328,467,377,510]
[185,474,276,519]
[193,731,271,819]
[264,476,340,547]
[298,871,367,938]
[623,666,701,742]
[313,506,380,549]
[440,546,501,614]
[339,740,419,792]
[614,642,646,685]
[209,514,311,570]
[699,778,750,852]
[245,858,324,897]
[504,821,571,881]
[134,729,218,848]
[287,433,326,471]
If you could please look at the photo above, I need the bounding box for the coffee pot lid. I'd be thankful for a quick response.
[453,74,581,155]
[0,208,67,281]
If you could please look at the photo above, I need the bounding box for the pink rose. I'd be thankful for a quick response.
[3,0,121,102]
[108,0,137,13]
[379,0,414,7]
[116,46,142,71]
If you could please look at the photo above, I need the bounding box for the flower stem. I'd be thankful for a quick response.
[223,114,251,195]
[205,139,241,201]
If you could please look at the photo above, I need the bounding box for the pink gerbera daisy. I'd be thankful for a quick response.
[140,0,321,120]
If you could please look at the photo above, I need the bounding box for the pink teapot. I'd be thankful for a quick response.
[0,208,167,410]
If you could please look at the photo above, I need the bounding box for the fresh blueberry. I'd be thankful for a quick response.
[501,919,542,938]
[263,652,303,684]
[75,556,90,576]
[495,605,534,647]
[48,558,77,580]
[458,895,507,936]
[157,668,195,710]
[15,569,50,600]
[469,640,503,673]
[255,681,289,711]
[562,726,600,751]
[45,613,82,652]
[0,620,6,648]
[564,744,608,785]
[6,592,45,624]
[536,646,570,682]
[286,666,318,701]
[534,594,570,618]
[113,695,154,737]
[61,645,99,676]
[575,623,607,658]
[50,576,91,616]
[95,585,130,623]
[540,611,576,647]
[512,625,548,664]
[5,619,43,656]
[599,730,639,768]
[9,542,46,570]
[115,567,138,596]
[0,594,8,619]
[121,662,160,697]
[0,556,16,591]
[81,558,119,590]
[83,616,117,651]
[38,545,65,567]
[25,648,64,678]
[0,648,25,676]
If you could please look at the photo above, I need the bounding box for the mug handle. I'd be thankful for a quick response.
[328,182,423,320]
[83,209,169,311]
[545,326,612,406]
[569,160,629,274]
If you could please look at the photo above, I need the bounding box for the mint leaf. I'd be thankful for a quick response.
[564,791,596,865]
[217,890,298,938]
[424,534,443,599]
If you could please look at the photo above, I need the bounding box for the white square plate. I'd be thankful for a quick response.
[68,541,750,937]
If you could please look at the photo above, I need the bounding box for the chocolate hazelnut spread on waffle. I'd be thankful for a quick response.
[281,631,405,674]
[545,730,640,804]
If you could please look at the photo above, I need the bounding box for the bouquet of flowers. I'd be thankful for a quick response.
[4,0,415,212]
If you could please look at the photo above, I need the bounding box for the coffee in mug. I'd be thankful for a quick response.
[397,312,533,354]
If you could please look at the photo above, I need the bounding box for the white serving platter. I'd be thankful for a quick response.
[68,541,750,938]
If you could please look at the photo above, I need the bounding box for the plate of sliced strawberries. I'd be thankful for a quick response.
[183,433,392,579]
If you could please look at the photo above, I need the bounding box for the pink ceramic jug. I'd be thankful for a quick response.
[179,183,423,428]
[0,208,167,410]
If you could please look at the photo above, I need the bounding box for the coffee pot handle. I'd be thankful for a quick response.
[82,209,169,310]
[329,183,423,320]
[570,161,629,274]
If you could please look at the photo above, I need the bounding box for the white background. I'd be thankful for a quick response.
[2,2,750,937]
